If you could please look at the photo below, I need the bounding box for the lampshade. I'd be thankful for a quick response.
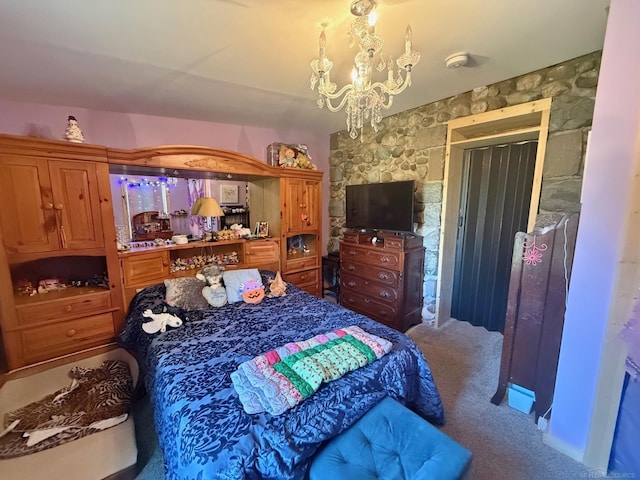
[191,197,225,217]
[190,198,203,216]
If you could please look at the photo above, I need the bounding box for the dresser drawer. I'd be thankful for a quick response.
[16,291,112,327]
[340,245,400,270]
[285,256,318,272]
[19,313,115,365]
[339,290,398,328]
[340,260,401,287]
[283,268,319,288]
[122,251,170,287]
[340,272,399,304]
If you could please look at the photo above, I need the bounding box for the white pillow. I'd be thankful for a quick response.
[222,269,263,304]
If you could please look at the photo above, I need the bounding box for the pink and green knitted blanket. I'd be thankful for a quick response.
[230,325,392,415]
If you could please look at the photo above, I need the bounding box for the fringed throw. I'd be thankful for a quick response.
[0,360,133,458]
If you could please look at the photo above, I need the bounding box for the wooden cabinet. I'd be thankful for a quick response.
[280,177,322,296]
[339,232,425,332]
[0,157,104,255]
[0,135,123,371]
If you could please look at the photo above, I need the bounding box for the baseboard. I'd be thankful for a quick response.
[543,431,585,463]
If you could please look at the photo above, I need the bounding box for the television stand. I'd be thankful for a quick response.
[339,233,424,332]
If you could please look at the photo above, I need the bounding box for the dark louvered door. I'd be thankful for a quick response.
[451,142,537,332]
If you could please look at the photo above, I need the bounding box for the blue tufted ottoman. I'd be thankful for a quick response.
[309,397,472,480]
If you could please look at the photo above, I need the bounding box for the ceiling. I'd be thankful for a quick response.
[0,0,610,137]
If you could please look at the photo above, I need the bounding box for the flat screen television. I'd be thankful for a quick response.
[345,180,415,233]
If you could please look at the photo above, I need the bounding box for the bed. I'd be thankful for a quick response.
[118,272,444,480]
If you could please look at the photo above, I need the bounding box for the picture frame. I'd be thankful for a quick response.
[255,221,269,237]
[220,184,239,205]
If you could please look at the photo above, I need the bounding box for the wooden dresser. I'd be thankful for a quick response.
[339,231,425,332]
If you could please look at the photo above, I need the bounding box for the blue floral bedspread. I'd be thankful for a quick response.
[118,274,444,480]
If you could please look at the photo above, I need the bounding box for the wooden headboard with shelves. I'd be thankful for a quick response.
[0,134,323,373]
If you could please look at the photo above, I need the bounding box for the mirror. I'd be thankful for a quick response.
[109,174,249,243]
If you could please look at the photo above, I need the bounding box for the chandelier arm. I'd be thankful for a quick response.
[323,94,353,113]
[318,82,357,101]
[369,73,412,96]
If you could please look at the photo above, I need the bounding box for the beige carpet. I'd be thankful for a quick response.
[0,349,138,480]
[408,319,611,480]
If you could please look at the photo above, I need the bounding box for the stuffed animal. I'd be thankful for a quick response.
[268,271,287,297]
[196,265,227,307]
[142,308,183,334]
[240,279,265,304]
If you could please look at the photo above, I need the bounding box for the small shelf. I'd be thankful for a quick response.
[14,286,110,307]
[120,239,246,256]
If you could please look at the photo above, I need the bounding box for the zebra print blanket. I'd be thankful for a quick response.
[0,360,133,458]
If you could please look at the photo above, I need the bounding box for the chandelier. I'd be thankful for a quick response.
[310,0,420,140]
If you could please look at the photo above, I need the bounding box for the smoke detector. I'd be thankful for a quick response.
[445,52,469,69]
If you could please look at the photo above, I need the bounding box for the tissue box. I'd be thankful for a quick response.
[508,383,536,414]
[266,143,283,167]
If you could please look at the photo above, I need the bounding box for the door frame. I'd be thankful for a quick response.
[435,99,552,327]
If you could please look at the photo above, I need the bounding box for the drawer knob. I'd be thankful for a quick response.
[379,291,389,298]
[379,273,389,280]
[66,329,77,337]
[364,298,370,303]
[347,281,356,287]
[64,305,73,312]
[348,250,356,256]
[347,265,355,271]
[381,257,390,263]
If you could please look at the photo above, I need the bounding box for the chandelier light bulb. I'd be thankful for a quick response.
[368,11,377,28]
[405,25,413,52]
[310,0,420,140]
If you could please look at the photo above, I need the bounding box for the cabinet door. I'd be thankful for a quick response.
[284,179,319,233]
[0,156,58,254]
[284,179,305,232]
[302,180,319,231]
[49,160,104,250]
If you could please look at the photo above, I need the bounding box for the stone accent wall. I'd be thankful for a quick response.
[328,51,601,321]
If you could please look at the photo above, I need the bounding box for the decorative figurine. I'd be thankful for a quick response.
[63,115,85,143]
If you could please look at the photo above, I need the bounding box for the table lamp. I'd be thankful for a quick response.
[191,197,224,241]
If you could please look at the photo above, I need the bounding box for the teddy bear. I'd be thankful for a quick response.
[142,308,183,334]
[196,265,227,308]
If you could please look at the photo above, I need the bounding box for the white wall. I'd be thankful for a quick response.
[550,0,640,468]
